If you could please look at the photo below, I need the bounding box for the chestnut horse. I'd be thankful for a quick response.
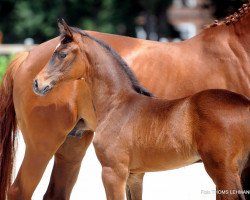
[34,20,250,200]
[1,2,250,199]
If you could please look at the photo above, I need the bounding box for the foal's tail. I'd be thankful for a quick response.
[0,52,28,200]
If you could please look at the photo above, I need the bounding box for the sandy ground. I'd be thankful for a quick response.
[15,132,216,200]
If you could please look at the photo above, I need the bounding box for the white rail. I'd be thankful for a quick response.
[0,44,36,54]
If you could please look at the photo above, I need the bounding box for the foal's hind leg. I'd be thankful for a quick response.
[8,132,66,200]
[44,130,94,200]
[201,155,245,200]
[126,173,145,200]
[198,143,246,200]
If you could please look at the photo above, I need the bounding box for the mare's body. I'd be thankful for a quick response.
[34,21,250,200]
[1,3,250,199]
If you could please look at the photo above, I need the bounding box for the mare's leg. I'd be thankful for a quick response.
[241,157,250,200]
[43,130,94,200]
[126,173,145,200]
[8,132,66,200]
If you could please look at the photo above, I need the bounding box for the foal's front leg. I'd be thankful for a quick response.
[94,137,130,200]
[102,165,129,200]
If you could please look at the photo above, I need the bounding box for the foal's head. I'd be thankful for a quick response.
[33,19,90,96]
[34,19,152,97]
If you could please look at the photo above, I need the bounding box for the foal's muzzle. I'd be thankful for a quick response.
[33,79,53,96]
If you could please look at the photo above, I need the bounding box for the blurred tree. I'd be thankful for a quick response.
[0,55,14,81]
[1,0,250,43]
[7,0,105,43]
[0,0,177,43]
[0,32,3,43]
[136,0,178,40]
[203,0,248,19]
[0,0,15,43]
[1,0,110,43]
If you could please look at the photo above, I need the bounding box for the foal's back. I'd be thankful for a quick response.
[129,89,250,173]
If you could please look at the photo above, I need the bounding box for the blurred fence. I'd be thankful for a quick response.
[0,44,36,55]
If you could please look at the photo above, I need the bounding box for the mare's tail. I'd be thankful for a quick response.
[0,52,28,200]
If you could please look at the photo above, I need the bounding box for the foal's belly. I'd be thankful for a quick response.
[129,148,200,173]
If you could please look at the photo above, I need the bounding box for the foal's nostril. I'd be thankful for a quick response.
[43,85,50,93]
[33,79,39,89]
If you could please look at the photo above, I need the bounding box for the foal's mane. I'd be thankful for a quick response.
[206,1,250,28]
[70,27,153,97]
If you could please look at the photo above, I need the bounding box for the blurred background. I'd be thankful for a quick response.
[0,0,248,44]
[0,1,249,199]
[0,0,248,79]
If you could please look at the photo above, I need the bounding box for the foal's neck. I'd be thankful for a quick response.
[86,41,137,121]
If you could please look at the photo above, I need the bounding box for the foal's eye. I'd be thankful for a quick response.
[59,52,67,59]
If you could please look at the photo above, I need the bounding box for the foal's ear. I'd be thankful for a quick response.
[57,18,73,43]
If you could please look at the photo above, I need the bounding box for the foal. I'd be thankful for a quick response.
[34,20,250,200]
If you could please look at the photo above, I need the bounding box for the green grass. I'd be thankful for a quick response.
[0,55,15,81]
